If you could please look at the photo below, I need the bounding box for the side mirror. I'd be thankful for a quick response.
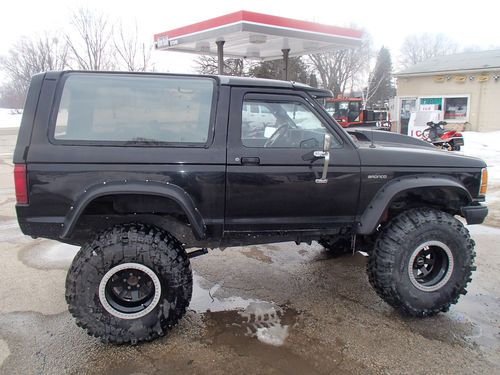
[323,133,332,151]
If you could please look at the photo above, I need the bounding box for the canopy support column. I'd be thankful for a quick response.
[282,48,290,80]
[216,40,225,75]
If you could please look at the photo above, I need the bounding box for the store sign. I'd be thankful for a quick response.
[408,110,442,139]
[420,104,440,111]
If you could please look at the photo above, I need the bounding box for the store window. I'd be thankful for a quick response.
[417,96,469,122]
[444,97,468,120]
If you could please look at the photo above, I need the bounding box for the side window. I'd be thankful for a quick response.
[54,74,215,144]
[241,99,341,149]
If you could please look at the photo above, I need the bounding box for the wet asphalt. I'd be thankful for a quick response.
[0,128,499,374]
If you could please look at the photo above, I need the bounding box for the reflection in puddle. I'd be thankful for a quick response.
[190,273,297,346]
[240,302,289,346]
[190,273,262,313]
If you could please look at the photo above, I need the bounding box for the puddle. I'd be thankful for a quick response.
[19,241,80,270]
[190,272,299,347]
[452,293,500,355]
[399,288,500,366]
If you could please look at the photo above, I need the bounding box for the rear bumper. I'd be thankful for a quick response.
[461,204,488,225]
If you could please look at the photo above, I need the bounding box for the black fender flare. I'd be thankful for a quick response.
[356,175,472,235]
[60,181,206,240]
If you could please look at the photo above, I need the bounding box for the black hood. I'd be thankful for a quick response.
[348,129,486,169]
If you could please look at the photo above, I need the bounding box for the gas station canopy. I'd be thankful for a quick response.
[154,11,363,78]
[154,10,362,60]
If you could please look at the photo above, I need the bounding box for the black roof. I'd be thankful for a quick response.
[219,75,332,98]
[42,70,333,98]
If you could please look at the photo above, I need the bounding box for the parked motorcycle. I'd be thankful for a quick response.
[422,121,464,151]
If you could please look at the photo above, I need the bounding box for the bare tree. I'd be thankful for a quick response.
[66,7,114,70]
[113,21,154,71]
[308,33,372,96]
[0,34,68,107]
[400,33,458,68]
[194,55,247,76]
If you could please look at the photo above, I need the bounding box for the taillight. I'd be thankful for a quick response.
[479,168,488,196]
[14,164,28,204]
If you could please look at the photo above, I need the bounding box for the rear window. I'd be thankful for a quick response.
[53,74,215,145]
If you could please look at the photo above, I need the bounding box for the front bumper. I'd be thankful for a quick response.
[461,204,488,225]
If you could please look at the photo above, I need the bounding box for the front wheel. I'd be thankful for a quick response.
[367,208,475,317]
[65,224,192,344]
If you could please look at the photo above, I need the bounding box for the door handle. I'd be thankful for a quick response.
[240,157,260,165]
[315,133,332,184]
[315,151,330,184]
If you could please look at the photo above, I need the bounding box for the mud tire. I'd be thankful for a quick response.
[367,208,475,317]
[65,224,192,344]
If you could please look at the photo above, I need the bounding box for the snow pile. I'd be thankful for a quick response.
[461,131,500,206]
[0,108,22,129]
[462,132,500,184]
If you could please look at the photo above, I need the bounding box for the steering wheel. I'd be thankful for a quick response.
[264,123,290,147]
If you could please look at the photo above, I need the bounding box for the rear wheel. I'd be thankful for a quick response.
[367,208,475,317]
[66,224,192,344]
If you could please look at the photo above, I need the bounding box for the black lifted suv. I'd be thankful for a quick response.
[14,71,488,344]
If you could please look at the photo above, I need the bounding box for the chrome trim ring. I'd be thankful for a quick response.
[408,241,454,292]
[98,262,161,320]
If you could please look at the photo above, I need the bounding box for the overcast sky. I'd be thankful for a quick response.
[0,0,499,76]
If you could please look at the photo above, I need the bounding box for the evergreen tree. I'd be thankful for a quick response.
[367,47,395,108]
[309,73,318,88]
[249,57,308,83]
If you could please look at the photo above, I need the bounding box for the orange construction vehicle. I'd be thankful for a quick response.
[323,97,391,130]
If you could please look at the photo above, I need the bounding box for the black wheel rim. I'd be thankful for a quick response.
[99,263,162,319]
[408,241,454,292]
[105,268,155,314]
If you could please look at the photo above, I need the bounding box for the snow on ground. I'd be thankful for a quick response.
[0,108,22,129]
[461,132,500,207]
[462,131,500,184]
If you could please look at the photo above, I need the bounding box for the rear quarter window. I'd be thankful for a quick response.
[53,74,216,145]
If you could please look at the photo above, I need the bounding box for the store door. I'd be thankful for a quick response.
[399,97,417,135]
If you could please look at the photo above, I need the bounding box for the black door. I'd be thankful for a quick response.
[225,88,361,234]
